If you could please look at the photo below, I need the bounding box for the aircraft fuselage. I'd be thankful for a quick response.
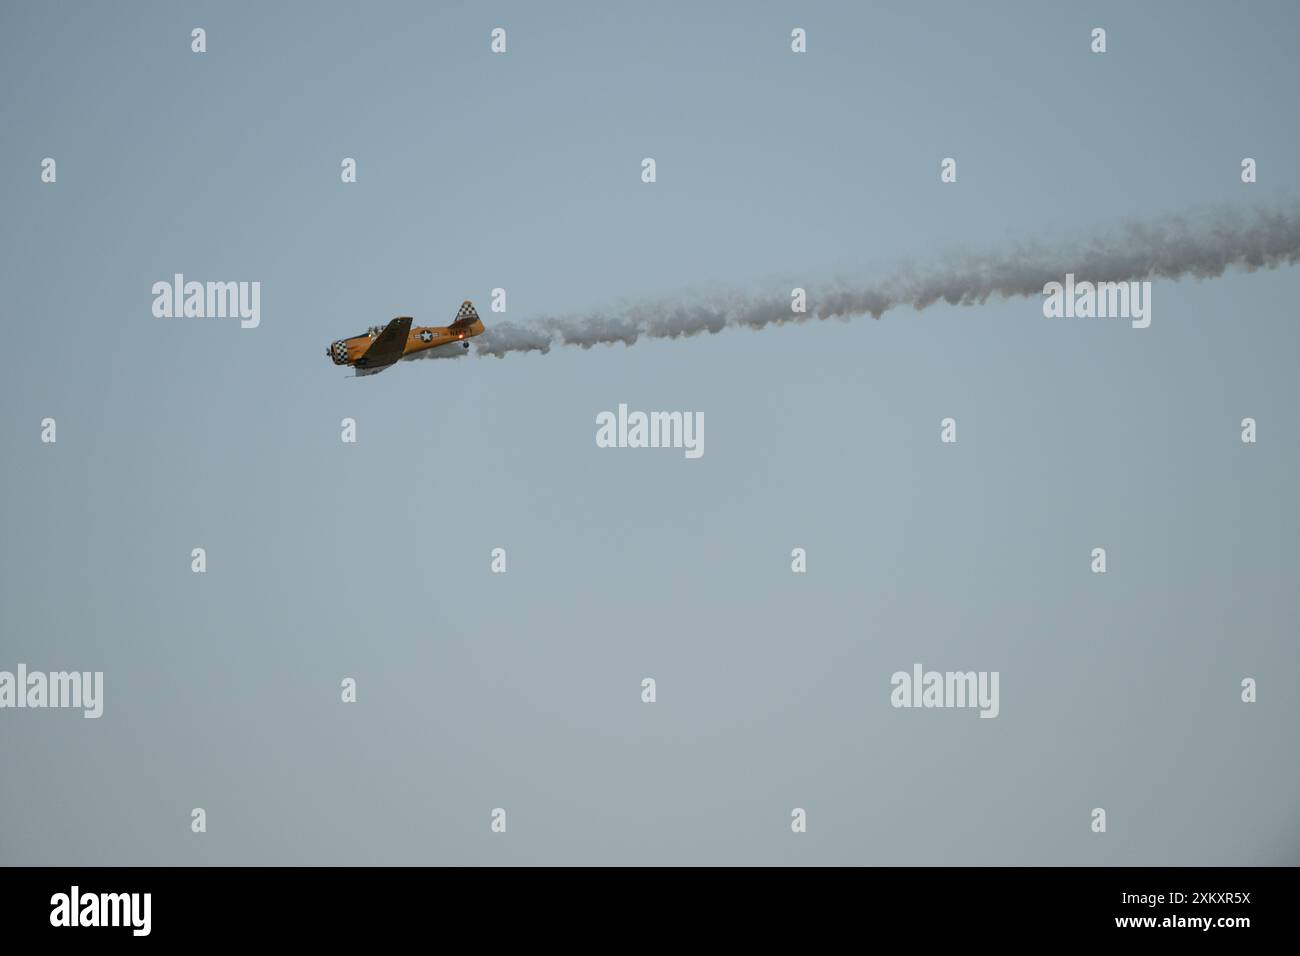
[327,301,485,374]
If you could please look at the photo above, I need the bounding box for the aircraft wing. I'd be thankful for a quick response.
[357,317,413,371]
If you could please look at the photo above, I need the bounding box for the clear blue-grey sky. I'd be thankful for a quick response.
[1,0,1297,865]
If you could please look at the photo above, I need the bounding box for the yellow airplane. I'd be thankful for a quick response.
[327,301,485,376]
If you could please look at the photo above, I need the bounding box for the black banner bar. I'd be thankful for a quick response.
[0,866,1284,942]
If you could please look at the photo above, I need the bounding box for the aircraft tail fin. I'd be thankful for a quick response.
[450,300,480,328]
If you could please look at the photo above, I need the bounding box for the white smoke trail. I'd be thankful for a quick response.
[474,203,1300,358]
